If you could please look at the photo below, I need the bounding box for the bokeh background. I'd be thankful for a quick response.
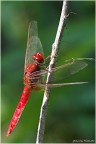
[1,1,95,143]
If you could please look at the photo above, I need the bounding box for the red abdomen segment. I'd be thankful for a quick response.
[6,86,32,137]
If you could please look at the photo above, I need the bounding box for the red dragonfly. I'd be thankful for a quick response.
[6,21,88,137]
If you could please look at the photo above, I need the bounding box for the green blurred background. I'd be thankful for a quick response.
[1,1,95,143]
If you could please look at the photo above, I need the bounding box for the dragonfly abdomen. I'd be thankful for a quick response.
[6,86,32,136]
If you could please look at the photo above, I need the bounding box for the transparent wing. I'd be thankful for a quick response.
[28,58,88,84]
[24,21,44,71]
[52,58,94,82]
[35,82,88,89]
[52,58,88,82]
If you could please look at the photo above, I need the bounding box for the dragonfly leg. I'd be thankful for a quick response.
[45,55,50,61]
[44,54,58,65]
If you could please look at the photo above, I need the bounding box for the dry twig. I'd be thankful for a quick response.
[36,0,68,143]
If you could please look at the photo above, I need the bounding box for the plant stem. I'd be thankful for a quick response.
[36,0,68,143]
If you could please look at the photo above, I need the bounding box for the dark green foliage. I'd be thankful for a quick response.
[1,1,95,143]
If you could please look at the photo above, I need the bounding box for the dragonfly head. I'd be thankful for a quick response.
[32,52,44,63]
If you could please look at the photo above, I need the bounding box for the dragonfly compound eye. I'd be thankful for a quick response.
[37,52,44,63]
[32,52,44,63]
[32,54,37,61]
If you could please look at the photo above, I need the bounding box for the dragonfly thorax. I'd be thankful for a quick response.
[24,63,41,87]
[32,52,44,63]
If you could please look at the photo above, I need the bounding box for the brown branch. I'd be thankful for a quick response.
[36,0,68,143]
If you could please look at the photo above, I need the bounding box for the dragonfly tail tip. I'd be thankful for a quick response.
[6,129,12,137]
[6,132,9,137]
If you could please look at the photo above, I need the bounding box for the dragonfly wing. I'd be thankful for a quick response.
[34,81,88,88]
[52,59,88,82]
[24,21,44,71]
[28,59,88,82]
